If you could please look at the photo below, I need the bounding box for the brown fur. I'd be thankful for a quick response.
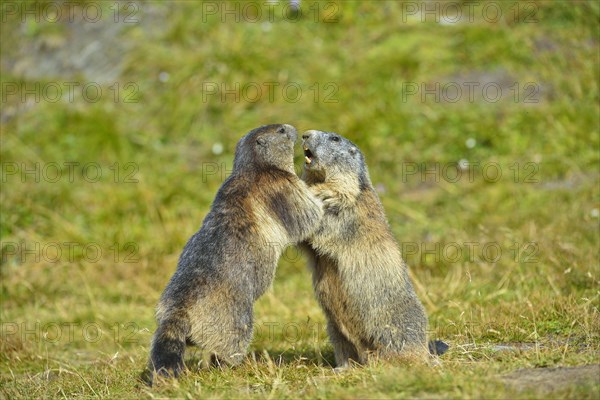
[301,130,430,368]
[147,124,323,382]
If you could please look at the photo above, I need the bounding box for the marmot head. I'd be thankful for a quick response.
[233,124,298,174]
[301,130,371,189]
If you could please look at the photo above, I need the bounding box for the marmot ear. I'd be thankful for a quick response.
[349,147,357,156]
[256,137,267,146]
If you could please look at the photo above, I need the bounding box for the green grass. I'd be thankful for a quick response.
[1,0,599,398]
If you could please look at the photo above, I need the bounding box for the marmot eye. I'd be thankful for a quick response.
[330,136,340,142]
[277,127,286,134]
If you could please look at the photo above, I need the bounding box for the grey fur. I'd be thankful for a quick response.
[301,129,430,368]
[148,124,323,382]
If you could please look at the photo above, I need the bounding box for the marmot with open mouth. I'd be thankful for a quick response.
[301,129,447,368]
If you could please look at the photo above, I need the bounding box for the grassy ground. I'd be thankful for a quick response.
[1,0,599,398]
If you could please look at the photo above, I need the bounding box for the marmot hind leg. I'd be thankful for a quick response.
[327,319,360,368]
[208,332,251,368]
[194,305,254,368]
[149,317,191,379]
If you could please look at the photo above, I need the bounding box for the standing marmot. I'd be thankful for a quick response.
[301,129,443,368]
[148,124,323,380]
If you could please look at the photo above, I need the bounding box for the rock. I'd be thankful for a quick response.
[502,364,600,393]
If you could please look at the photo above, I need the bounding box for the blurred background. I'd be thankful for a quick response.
[1,1,599,398]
